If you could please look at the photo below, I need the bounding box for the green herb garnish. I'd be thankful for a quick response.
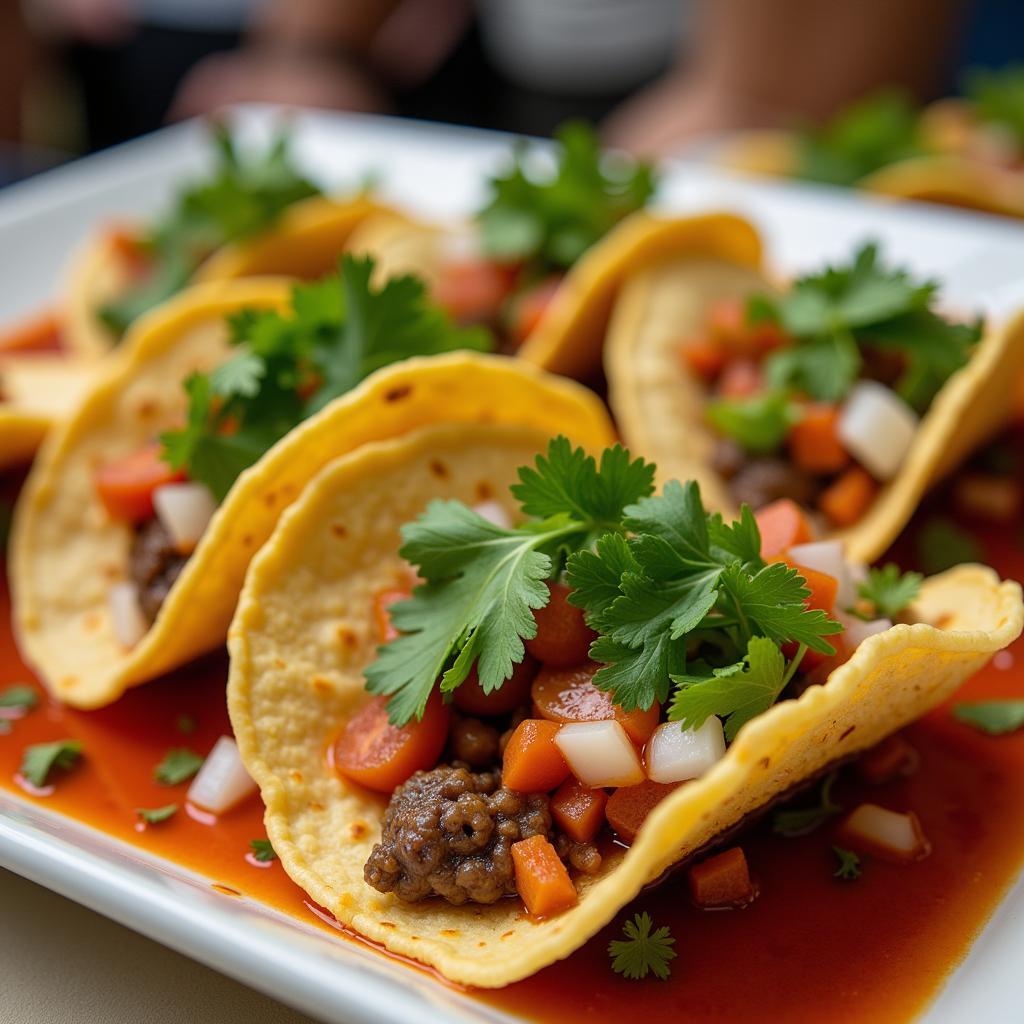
[0,685,38,711]
[608,912,676,981]
[154,747,204,786]
[705,391,801,456]
[20,740,82,787]
[833,845,862,880]
[773,772,842,837]
[137,804,178,825]
[161,254,490,500]
[176,713,196,735]
[953,700,1024,736]
[477,121,656,274]
[964,65,1024,149]
[916,518,983,575]
[100,125,321,335]
[250,839,278,863]
[856,563,922,619]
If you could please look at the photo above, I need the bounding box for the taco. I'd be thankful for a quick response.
[228,428,1022,988]
[12,259,613,710]
[605,224,1024,562]
[342,122,752,381]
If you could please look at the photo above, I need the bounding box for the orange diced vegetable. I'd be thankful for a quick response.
[605,779,682,844]
[819,466,878,527]
[434,259,516,325]
[453,656,538,716]
[550,776,608,843]
[707,298,746,346]
[107,225,150,273]
[525,581,597,668]
[687,847,757,908]
[93,443,186,522]
[717,358,762,398]
[502,719,570,793]
[787,404,849,474]
[508,275,563,347]
[680,336,727,381]
[857,734,920,785]
[755,498,814,558]
[836,803,931,863]
[0,310,62,353]
[511,834,578,916]
[372,587,411,644]
[789,563,838,614]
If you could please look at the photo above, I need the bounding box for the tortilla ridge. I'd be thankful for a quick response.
[226,420,1022,988]
[604,232,1024,562]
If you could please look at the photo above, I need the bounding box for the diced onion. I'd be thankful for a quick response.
[837,802,930,863]
[154,482,217,553]
[646,718,725,783]
[473,501,512,529]
[554,720,645,788]
[787,541,857,608]
[108,582,147,648]
[837,382,918,481]
[836,610,893,650]
[187,736,257,814]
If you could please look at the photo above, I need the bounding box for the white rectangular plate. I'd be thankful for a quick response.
[2,107,1023,1023]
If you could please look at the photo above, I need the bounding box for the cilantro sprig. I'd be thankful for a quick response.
[0,685,38,711]
[161,254,491,500]
[250,839,278,862]
[477,121,656,275]
[20,740,82,787]
[154,747,204,786]
[953,700,1024,736]
[100,125,321,335]
[772,772,842,837]
[856,564,921,619]
[137,804,178,825]
[833,846,862,881]
[608,912,676,981]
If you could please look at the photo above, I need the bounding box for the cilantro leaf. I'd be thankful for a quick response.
[100,125,321,334]
[833,845,862,881]
[176,714,196,735]
[250,839,278,862]
[965,64,1024,149]
[161,254,491,500]
[916,518,983,575]
[0,685,38,711]
[857,563,921,618]
[608,912,676,981]
[20,740,82,787]
[477,121,656,274]
[137,804,178,825]
[953,700,1024,736]
[772,772,842,836]
[705,390,801,455]
[669,636,786,740]
[154,747,204,786]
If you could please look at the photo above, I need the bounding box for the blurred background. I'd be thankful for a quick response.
[1,0,1022,183]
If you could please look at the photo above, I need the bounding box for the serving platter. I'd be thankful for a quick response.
[2,106,1024,1023]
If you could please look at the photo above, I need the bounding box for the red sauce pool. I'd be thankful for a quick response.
[1,488,1023,1022]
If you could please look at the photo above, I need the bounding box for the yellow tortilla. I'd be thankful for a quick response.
[227,421,1023,988]
[343,209,764,381]
[605,230,1024,562]
[11,280,613,709]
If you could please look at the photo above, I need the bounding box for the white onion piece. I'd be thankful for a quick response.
[646,717,725,783]
[838,803,930,863]
[554,720,645,788]
[108,582,148,648]
[838,382,918,481]
[787,541,856,608]
[187,736,257,814]
[473,500,512,529]
[836,610,893,650]
[154,482,217,552]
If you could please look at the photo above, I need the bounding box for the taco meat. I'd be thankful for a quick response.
[129,519,187,623]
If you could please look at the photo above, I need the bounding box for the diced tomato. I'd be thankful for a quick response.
[0,311,62,353]
[717,358,762,398]
[687,847,757,908]
[605,779,682,844]
[107,225,151,276]
[502,718,570,793]
[818,466,878,528]
[787,404,849,474]
[93,443,186,522]
[373,587,412,644]
[706,298,745,347]
[531,661,660,744]
[550,776,608,843]
[857,733,919,785]
[453,655,538,716]
[332,693,449,793]
[680,335,728,381]
[511,834,577,916]
[778,560,838,613]
[507,275,563,348]
[434,259,517,325]
[525,581,596,668]
[755,498,814,558]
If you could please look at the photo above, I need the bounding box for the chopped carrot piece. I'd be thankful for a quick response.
[787,404,849,474]
[0,310,62,353]
[707,298,746,346]
[550,777,608,843]
[819,466,878,527]
[680,335,727,381]
[107,225,150,274]
[788,562,839,613]
[755,498,814,558]
[372,587,411,644]
[502,719,570,793]
[857,734,920,785]
[605,779,682,844]
[717,358,762,398]
[687,847,757,908]
[511,834,577,917]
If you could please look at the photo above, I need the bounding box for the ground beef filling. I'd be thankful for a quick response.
[364,765,554,905]
[129,519,187,623]
[712,438,822,510]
